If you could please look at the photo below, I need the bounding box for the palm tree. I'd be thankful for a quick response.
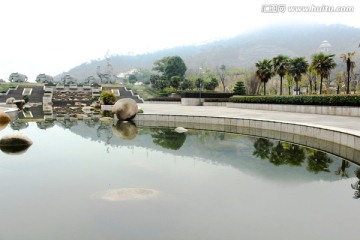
[288,57,309,95]
[255,59,274,95]
[272,55,289,95]
[340,52,356,94]
[310,53,337,94]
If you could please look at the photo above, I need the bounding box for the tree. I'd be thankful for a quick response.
[217,64,227,92]
[153,56,187,81]
[128,74,137,84]
[203,77,219,90]
[169,76,182,89]
[233,81,246,95]
[149,74,160,86]
[179,78,194,90]
[310,53,336,94]
[285,74,295,95]
[272,55,289,95]
[244,72,260,95]
[195,78,205,89]
[255,59,274,95]
[288,57,309,95]
[340,52,356,94]
[334,71,345,94]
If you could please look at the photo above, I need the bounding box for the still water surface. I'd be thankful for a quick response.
[0,120,359,240]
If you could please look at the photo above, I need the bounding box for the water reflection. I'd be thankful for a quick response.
[351,169,360,199]
[10,121,29,130]
[335,160,350,178]
[93,188,159,202]
[36,120,55,130]
[151,128,186,150]
[253,138,334,174]
[112,121,138,140]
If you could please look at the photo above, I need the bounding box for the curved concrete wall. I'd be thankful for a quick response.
[134,113,360,165]
[227,102,360,117]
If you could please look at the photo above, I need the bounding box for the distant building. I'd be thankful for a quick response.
[36,74,54,83]
[319,40,331,53]
[9,72,28,82]
[60,74,77,84]
[0,79,5,82]
[84,76,100,84]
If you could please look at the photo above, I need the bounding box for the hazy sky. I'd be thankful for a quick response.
[0,0,359,81]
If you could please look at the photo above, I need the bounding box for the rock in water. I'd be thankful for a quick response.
[0,111,11,125]
[112,98,138,121]
[175,127,188,133]
[0,132,33,154]
[5,97,15,104]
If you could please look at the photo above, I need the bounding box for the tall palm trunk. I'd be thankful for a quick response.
[263,82,266,95]
[280,76,283,95]
[319,76,323,95]
[347,58,351,94]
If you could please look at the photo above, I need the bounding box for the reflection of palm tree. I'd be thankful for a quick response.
[351,168,360,199]
[253,138,273,160]
[269,142,305,166]
[335,159,350,178]
[269,142,286,165]
[307,151,332,174]
[282,144,305,166]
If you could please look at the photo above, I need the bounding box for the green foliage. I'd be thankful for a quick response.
[128,74,138,84]
[154,79,168,90]
[153,56,187,80]
[169,76,182,89]
[230,94,360,106]
[310,53,336,94]
[100,90,116,105]
[203,77,219,90]
[22,95,29,103]
[179,78,194,90]
[233,81,246,95]
[273,55,290,95]
[255,59,274,95]
[195,78,204,89]
[151,128,186,150]
[288,57,309,94]
[161,87,177,95]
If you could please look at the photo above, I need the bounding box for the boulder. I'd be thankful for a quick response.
[5,97,15,104]
[112,98,138,121]
[0,132,33,154]
[0,111,11,125]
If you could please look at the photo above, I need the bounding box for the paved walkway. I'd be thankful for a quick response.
[139,103,360,136]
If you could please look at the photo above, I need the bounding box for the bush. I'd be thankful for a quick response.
[146,97,181,102]
[230,95,360,106]
[181,92,234,98]
[100,91,116,105]
[233,81,246,95]
[161,87,177,95]
[204,98,230,102]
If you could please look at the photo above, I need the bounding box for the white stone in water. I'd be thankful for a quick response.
[175,127,188,133]
[93,188,159,202]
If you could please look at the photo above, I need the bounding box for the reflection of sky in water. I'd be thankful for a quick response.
[0,122,359,240]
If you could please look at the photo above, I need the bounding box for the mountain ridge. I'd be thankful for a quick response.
[58,23,360,80]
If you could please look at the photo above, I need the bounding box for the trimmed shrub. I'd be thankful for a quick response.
[100,91,116,105]
[233,81,246,95]
[230,95,360,106]
[204,98,230,102]
[146,97,181,102]
[181,92,234,98]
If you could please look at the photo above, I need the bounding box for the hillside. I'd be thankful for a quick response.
[59,23,360,80]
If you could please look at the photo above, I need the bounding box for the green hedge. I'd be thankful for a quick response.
[146,97,181,102]
[230,95,360,106]
[181,92,234,98]
[204,98,230,102]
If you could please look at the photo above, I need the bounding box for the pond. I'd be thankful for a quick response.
[0,120,359,240]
